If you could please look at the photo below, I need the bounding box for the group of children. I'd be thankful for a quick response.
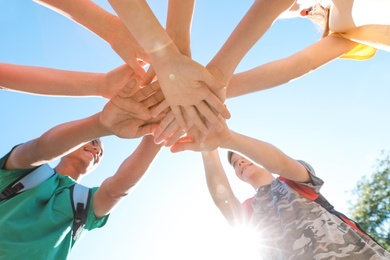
[1,0,390,259]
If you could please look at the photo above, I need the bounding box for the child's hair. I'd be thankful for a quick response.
[306,3,330,38]
[227,151,234,165]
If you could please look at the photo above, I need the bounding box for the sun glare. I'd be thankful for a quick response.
[151,216,260,260]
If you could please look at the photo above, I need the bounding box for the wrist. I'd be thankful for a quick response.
[95,73,108,98]
[220,130,235,150]
[147,40,180,68]
[206,63,230,87]
[95,112,115,137]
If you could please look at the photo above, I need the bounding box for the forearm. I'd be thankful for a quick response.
[166,0,195,56]
[93,136,162,218]
[227,36,358,98]
[226,56,306,98]
[221,131,309,182]
[221,131,291,175]
[0,62,104,97]
[108,137,161,196]
[208,0,294,83]
[202,150,243,225]
[6,113,110,169]
[108,0,179,65]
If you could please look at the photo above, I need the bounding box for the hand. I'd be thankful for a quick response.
[100,64,142,99]
[108,17,150,79]
[153,53,230,133]
[99,80,161,138]
[170,115,232,153]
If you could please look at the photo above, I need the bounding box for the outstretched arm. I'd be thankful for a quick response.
[202,150,245,226]
[171,118,310,183]
[4,80,162,170]
[227,35,358,98]
[93,135,162,218]
[34,0,148,79]
[166,0,194,57]
[207,0,295,86]
[0,63,141,99]
[150,0,294,143]
[108,0,230,133]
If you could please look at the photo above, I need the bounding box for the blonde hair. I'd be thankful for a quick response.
[306,3,330,38]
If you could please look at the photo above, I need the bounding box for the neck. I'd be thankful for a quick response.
[251,175,275,190]
[55,163,83,182]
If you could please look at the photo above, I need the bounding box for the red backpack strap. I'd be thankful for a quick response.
[280,177,371,238]
[279,176,319,200]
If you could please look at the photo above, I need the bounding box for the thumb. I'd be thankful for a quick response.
[170,137,197,153]
[138,123,159,137]
[128,58,146,80]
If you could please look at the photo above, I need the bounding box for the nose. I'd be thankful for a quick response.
[92,146,102,157]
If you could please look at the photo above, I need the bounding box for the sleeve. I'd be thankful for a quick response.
[0,145,38,191]
[278,160,324,197]
[0,146,16,169]
[330,33,377,60]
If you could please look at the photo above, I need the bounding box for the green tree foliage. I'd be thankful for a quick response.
[349,151,390,251]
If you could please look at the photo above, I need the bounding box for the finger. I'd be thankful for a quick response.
[142,66,156,86]
[127,102,151,120]
[204,92,231,119]
[128,58,146,80]
[142,89,164,108]
[137,58,149,68]
[195,101,224,132]
[119,78,139,98]
[159,121,183,147]
[154,111,176,142]
[133,81,159,101]
[170,138,198,153]
[151,100,170,118]
[164,128,186,147]
[183,105,208,133]
[171,106,187,131]
[138,123,159,137]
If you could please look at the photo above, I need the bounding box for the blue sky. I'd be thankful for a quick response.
[1,1,390,259]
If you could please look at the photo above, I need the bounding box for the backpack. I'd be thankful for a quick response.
[0,164,91,241]
[279,176,382,245]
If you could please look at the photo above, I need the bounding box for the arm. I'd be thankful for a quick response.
[92,136,162,218]
[166,0,195,57]
[0,63,140,99]
[5,80,162,170]
[171,117,310,182]
[34,0,148,78]
[207,0,296,85]
[202,150,245,226]
[108,0,230,133]
[221,131,310,182]
[141,0,195,90]
[227,35,359,98]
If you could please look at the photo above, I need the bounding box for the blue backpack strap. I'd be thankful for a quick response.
[0,164,54,201]
[70,184,91,241]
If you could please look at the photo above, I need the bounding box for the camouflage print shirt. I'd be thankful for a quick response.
[247,161,390,260]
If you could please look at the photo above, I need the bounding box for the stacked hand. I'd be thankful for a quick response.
[100,78,164,138]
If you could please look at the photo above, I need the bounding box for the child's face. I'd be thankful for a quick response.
[67,139,104,173]
[230,153,256,182]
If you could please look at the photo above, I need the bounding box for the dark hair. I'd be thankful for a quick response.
[306,4,330,38]
[227,151,234,165]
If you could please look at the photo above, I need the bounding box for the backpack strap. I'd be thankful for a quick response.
[0,164,54,201]
[70,184,91,241]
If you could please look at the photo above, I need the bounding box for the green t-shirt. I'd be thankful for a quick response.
[0,148,109,260]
